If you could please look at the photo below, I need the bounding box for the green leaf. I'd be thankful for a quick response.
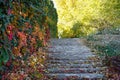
[0,47,9,64]
[8,48,15,59]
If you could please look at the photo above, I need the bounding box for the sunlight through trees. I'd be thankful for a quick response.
[53,0,120,38]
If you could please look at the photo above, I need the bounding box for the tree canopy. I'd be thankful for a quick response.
[53,0,120,37]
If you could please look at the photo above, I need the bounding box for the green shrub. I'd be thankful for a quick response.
[97,26,120,35]
[95,40,120,57]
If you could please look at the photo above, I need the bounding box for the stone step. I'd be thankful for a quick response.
[47,58,100,63]
[46,60,101,64]
[47,54,96,59]
[47,51,95,55]
[46,62,102,67]
[45,38,105,79]
[46,67,103,73]
[46,63,103,68]
[46,61,102,66]
[48,43,82,46]
[49,38,82,45]
[47,50,93,55]
[46,73,104,79]
[48,46,90,52]
[47,56,97,60]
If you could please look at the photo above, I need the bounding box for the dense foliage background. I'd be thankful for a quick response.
[54,0,120,38]
[0,0,57,79]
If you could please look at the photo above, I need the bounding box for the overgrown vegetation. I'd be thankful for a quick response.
[46,0,58,38]
[0,0,57,79]
[86,26,120,79]
[87,26,120,56]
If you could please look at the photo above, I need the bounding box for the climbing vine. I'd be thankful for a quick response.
[0,0,57,79]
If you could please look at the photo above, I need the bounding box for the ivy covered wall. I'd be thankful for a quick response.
[0,0,57,79]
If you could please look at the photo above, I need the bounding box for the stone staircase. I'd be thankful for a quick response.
[45,38,106,80]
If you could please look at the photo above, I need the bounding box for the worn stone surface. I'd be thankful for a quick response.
[45,38,105,80]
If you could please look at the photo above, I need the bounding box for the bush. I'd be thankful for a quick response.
[97,26,120,35]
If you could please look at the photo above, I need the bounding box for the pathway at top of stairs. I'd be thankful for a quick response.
[45,38,106,80]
